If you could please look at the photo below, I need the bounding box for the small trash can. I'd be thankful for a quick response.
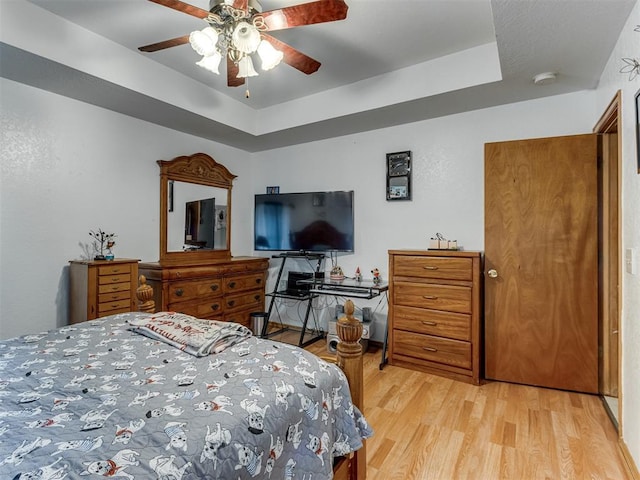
[250,312,268,337]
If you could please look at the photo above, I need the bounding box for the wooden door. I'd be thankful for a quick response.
[484,134,599,393]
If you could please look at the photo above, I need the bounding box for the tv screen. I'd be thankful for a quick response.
[254,191,354,252]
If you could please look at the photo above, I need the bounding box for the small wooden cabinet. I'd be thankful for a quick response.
[69,258,140,324]
[388,250,483,384]
[139,257,269,328]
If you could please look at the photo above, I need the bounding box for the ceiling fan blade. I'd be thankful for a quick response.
[227,57,246,87]
[261,0,348,31]
[139,34,190,52]
[148,0,210,19]
[263,34,321,74]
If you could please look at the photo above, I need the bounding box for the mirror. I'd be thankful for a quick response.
[158,153,235,265]
[166,182,228,251]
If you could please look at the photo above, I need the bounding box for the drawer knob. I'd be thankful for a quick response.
[254,294,260,301]
[423,266,439,270]
[256,278,262,284]
[423,295,438,300]
[422,346,438,352]
[211,304,219,311]
[210,284,219,291]
[175,288,184,297]
[421,321,437,326]
[228,300,235,307]
[228,281,236,288]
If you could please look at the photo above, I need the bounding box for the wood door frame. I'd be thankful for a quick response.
[593,91,622,431]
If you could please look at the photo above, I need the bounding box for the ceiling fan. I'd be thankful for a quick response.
[139,0,349,89]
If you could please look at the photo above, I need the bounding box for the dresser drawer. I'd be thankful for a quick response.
[98,282,131,295]
[224,273,265,294]
[169,298,224,319]
[393,256,472,281]
[393,329,471,369]
[394,282,471,314]
[224,308,253,328]
[98,290,131,304]
[98,298,131,314]
[98,272,131,285]
[393,305,471,341]
[224,291,263,312]
[97,264,133,276]
[168,278,223,303]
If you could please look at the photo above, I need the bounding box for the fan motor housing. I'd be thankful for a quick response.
[210,0,262,13]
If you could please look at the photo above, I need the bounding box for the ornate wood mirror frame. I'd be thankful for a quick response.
[158,152,235,266]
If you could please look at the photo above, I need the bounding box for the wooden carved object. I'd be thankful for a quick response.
[136,275,156,313]
[336,299,366,480]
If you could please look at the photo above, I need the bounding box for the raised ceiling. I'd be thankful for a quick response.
[1,0,636,151]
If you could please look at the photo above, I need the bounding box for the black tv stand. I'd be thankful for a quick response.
[277,251,323,259]
[262,252,325,347]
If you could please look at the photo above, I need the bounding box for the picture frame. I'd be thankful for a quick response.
[168,180,174,212]
[386,151,412,200]
[266,186,280,194]
[636,88,640,174]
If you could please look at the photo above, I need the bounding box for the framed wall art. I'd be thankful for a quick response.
[386,151,412,200]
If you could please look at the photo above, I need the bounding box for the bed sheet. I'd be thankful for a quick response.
[0,313,372,479]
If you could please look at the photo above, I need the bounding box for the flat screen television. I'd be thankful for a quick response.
[254,191,354,252]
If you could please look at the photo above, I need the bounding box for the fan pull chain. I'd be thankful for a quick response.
[245,77,250,99]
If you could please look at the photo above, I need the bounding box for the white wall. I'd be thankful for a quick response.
[0,77,598,340]
[251,92,597,338]
[595,0,640,468]
[0,78,254,339]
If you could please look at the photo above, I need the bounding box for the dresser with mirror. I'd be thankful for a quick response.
[139,152,268,327]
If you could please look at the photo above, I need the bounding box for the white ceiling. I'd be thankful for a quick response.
[1,0,637,151]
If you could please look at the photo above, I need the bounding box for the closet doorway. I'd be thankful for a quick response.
[593,91,622,429]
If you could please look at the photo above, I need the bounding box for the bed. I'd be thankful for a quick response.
[0,302,370,479]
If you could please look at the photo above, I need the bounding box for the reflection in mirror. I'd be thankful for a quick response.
[167,181,228,252]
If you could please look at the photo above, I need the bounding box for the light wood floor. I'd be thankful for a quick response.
[300,337,631,480]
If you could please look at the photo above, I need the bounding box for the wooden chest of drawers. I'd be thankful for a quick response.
[388,250,482,384]
[69,259,140,324]
[139,257,268,328]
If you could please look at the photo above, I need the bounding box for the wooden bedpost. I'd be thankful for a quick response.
[336,299,366,480]
[136,275,155,313]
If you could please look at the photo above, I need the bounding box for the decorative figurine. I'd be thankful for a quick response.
[330,265,345,281]
[330,253,345,281]
[371,268,381,285]
[89,228,116,261]
[354,267,362,282]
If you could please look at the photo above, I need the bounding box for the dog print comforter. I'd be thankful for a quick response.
[0,313,372,479]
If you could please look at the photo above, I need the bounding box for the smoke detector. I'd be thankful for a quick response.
[533,72,557,85]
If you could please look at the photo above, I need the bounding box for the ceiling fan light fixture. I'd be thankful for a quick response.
[196,52,222,74]
[189,27,219,56]
[237,56,258,78]
[232,22,261,54]
[257,40,283,71]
